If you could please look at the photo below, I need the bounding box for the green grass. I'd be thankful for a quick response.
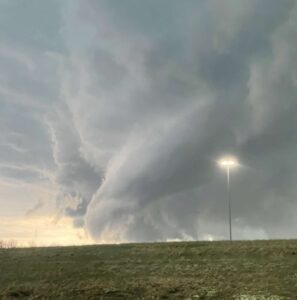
[1,240,297,299]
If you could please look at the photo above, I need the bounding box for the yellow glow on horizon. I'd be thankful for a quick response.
[0,215,94,247]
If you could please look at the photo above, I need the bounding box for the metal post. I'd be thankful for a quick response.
[227,166,232,241]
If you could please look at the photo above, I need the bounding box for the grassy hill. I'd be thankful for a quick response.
[1,240,297,299]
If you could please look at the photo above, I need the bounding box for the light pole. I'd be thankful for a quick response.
[219,157,238,241]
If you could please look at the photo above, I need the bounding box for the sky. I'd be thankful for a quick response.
[1,0,297,246]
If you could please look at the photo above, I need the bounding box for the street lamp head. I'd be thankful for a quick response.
[218,157,239,168]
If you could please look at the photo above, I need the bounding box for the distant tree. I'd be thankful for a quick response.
[6,239,18,248]
[27,240,37,248]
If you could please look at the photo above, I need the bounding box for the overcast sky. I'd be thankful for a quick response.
[1,0,297,245]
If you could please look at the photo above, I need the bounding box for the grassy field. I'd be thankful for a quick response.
[0,240,297,299]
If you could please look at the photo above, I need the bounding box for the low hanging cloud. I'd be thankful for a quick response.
[46,104,102,227]
[60,0,297,242]
[1,0,297,242]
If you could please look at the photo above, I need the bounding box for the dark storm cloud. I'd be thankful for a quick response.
[1,0,297,241]
[61,0,297,241]
[0,0,62,50]
[0,0,62,187]
[47,104,102,226]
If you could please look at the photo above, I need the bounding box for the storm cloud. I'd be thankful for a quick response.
[1,0,297,242]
